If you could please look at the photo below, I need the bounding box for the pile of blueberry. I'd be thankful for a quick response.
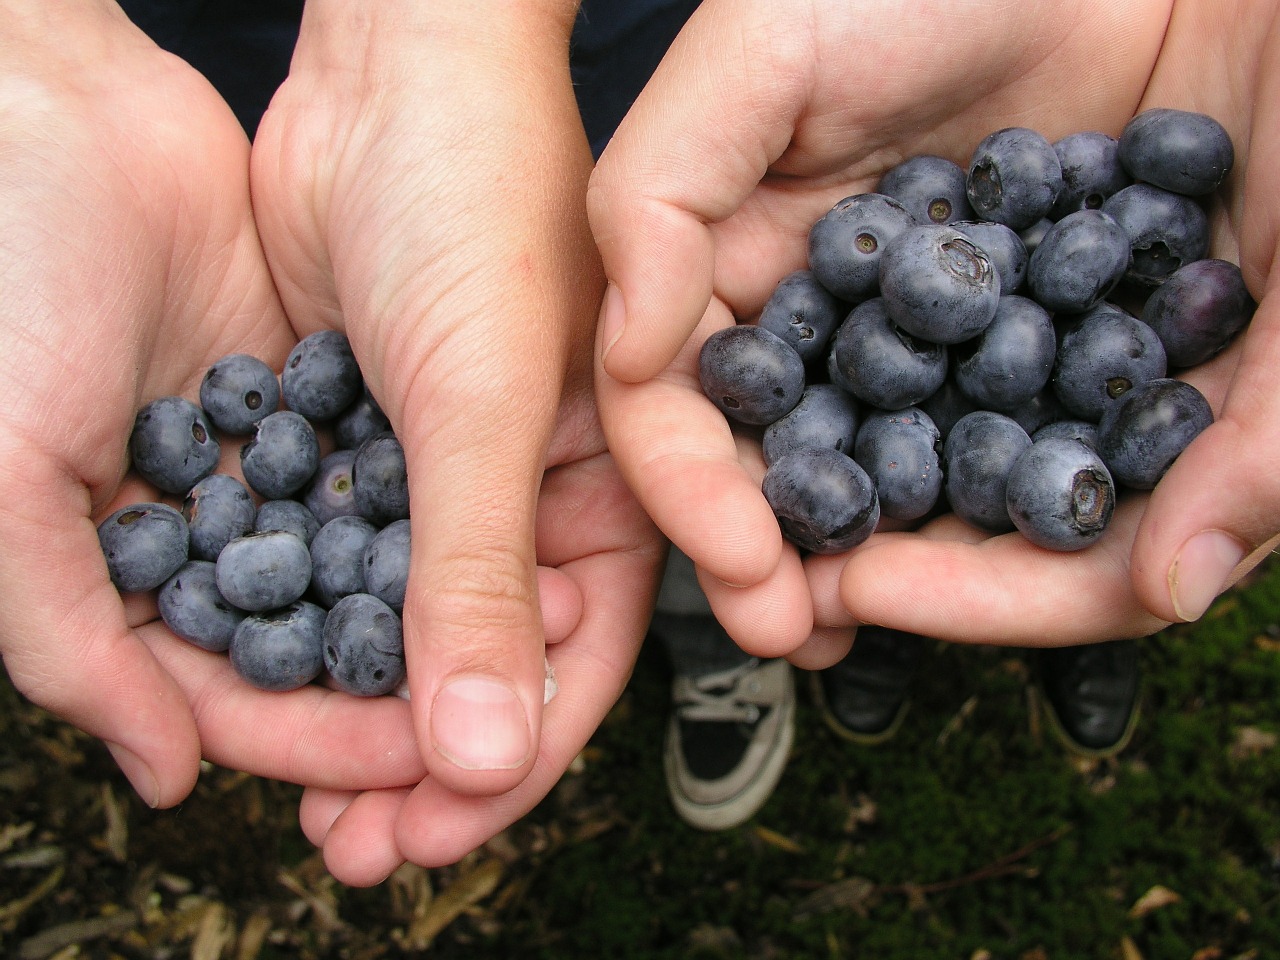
[98,330,411,696]
[701,108,1252,554]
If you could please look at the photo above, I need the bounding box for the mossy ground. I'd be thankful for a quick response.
[3,560,1278,959]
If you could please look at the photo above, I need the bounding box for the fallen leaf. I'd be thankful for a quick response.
[1120,936,1145,960]
[1229,726,1277,761]
[1129,884,1182,918]
[400,857,503,950]
[754,825,804,854]
[792,876,877,919]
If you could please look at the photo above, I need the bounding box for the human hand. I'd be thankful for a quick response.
[587,0,1276,654]
[0,2,308,807]
[247,0,666,879]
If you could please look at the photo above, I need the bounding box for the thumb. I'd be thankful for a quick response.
[586,0,810,384]
[1130,326,1280,623]
[0,474,201,808]
[397,374,552,798]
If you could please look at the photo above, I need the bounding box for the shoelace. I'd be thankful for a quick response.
[674,659,764,724]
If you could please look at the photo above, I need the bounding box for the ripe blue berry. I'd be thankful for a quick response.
[1096,378,1213,490]
[829,297,948,409]
[323,593,406,697]
[182,473,256,562]
[853,407,943,522]
[879,224,1001,345]
[229,601,327,692]
[1005,437,1115,551]
[158,560,246,653]
[199,353,280,435]
[757,270,845,365]
[352,433,410,527]
[966,127,1064,230]
[761,447,880,555]
[215,530,312,612]
[699,325,806,426]
[128,396,220,495]
[98,502,190,593]
[808,192,917,300]
[240,410,321,500]
[282,330,362,421]
[942,411,1031,533]
[1118,108,1234,196]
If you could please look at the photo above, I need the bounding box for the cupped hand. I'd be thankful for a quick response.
[0,3,299,807]
[588,0,1280,654]
[248,0,667,879]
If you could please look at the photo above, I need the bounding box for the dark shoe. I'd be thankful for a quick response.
[1037,638,1142,757]
[811,627,927,744]
[663,656,795,831]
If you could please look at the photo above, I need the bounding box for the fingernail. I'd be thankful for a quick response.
[431,677,531,771]
[106,742,160,808]
[598,282,625,366]
[1169,530,1248,622]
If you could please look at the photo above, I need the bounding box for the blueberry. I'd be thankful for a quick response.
[852,407,942,522]
[1101,183,1209,287]
[1005,437,1115,551]
[303,449,360,526]
[762,383,861,466]
[879,224,1001,345]
[807,193,917,301]
[240,410,321,500]
[281,330,362,421]
[829,297,948,409]
[952,294,1056,412]
[756,270,845,365]
[1096,378,1213,490]
[352,433,410,527]
[363,518,411,613]
[255,499,322,547]
[966,127,1064,230]
[1050,131,1132,219]
[229,600,327,692]
[1026,209,1132,312]
[215,530,312,612]
[333,386,392,450]
[1032,418,1099,450]
[199,353,280,435]
[128,396,221,495]
[917,378,980,442]
[698,325,805,426]
[941,411,1031,533]
[1018,217,1054,255]
[309,515,378,608]
[761,447,880,555]
[877,154,974,225]
[1140,258,1255,368]
[1052,303,1167,421]
[182,473,256,562]
[952,220,1029,293]
[1118,108,1234,196]
[157,560,246,653]
[323,592,406,697]
[97,502,190,593]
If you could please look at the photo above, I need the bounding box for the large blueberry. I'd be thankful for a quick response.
[879,224,1001,345]
[1118,108,1234,196]
[762,383,861,466]
[182,472,256,562]
[1026,209,1131,313]
[352,433,410,527]
[1101,183,1209,287]
[281,330,363,421]
[240,410,321,500]
[215,530,312,612]
[952,294,1056,412]
[98,502,190,593]
[323,592,406,697]
[157,560,246,653]
[1051,303,1167,422]
[699,325,805,426]
[1140,258,1255,369]
[941,411,1031,533]
[1096,378,1214,490]
[1005,437,1115,551]
[756,270,845,365]
[966,127,1063,230]
[877,154,974,226]
[363,518,411,613]
[852,407,943,522]
[761,447,880,555]
[309,515,379,608]
[229,601,327,692]
[829,298,948,410]
[128,396,220,495]
[199,353,280,435]
[1050,131,1131,220]
[808,193,917,301]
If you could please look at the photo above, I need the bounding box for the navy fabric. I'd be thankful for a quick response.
[117,0,700,146]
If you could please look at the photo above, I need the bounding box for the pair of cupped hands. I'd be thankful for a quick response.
[1,0,1277,886]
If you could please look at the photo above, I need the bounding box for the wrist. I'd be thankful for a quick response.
[292,0,582,80]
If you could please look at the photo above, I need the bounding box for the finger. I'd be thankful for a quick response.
[395,544,653,868]
[786,626,855,671]
[586,1,812,383]
[0,492,199,808]
[1130,308,1280,622]
[594,299,785,589]
[298,787,357,848]
[838,497,1169,646]
[140,625,427,791]
[697,548,814,658]
[312,787,413,888]
[536,565,583,645]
